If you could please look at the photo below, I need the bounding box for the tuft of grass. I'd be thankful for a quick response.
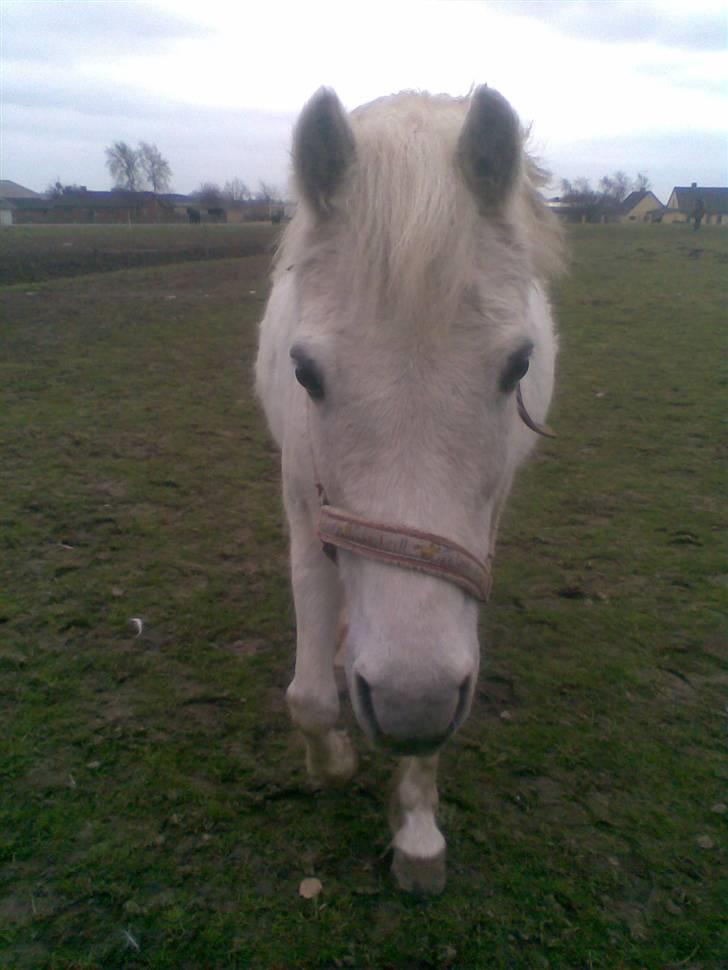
[0,224,725,968]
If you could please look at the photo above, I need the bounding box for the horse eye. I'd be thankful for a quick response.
[500,344,533,392]
[290,347,325,400]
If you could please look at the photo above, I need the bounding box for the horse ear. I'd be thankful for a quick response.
[457,85,521,210]
[294,88,355,217]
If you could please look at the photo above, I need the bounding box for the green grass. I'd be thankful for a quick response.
[0,223,280,285]
[1,225,726,968]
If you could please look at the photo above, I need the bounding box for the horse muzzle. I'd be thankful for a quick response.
[319,504,483,752]
[351,669,474,754]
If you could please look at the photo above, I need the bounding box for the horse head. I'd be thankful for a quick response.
[284,87,558,752]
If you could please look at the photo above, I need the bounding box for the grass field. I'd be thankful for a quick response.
[1,224,726,969]
[0,223,280,286]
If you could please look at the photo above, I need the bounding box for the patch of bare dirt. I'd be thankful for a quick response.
[0,895,32,927]
[220,637,270,658]
[93,479,129,499]
[475,674,521,721]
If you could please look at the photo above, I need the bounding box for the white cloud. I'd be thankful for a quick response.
[2,0,205,63]
[1,0,725,198]
[502,0,727,49]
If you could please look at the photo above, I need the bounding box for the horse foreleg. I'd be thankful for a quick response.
[286,519,357,786]
[389,755,446,894]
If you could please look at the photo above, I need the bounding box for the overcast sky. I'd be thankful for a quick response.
[2,0,726,203]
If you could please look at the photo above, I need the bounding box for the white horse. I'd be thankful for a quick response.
[256,86,563,894]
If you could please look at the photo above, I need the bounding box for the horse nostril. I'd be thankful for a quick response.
[355,673,380,738]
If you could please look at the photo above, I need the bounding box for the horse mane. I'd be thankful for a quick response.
[278,91,564,328]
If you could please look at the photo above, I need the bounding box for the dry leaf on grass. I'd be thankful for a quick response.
[298,877,322,899]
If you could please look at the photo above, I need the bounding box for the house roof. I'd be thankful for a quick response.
[159,193,193,204]
[2,189,178,216]
[620,190,663,213]
[52,190,173,209]
[0,179,41,199]
[670,186,728,214]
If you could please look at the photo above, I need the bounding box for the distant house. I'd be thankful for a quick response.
[618,190,664,222]
[0,200,14,226]
[0,182,294,226]
[650,183,728,225]
[159,192,195,220]
[226,200,281,223]
[667,184,727,225]
[1,197,53,225]
[156,193,224,223]
[0,179,40,199]
[53,189,176,225]
[545,199,592,223]
[0,180,42,225]
[6,189,177,225]
[211,199,293,224]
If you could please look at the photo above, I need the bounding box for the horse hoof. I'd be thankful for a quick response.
[306,730,358,787]
[392,846,446,895]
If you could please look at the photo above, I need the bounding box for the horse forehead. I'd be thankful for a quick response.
[330,337,498,432]
[328,310,517,372]
[351,90,467,132]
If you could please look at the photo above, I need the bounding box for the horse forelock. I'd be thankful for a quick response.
[279,91,563,332]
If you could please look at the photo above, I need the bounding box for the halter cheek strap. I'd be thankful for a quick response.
[516,384,556,438]
[317,504,493,603]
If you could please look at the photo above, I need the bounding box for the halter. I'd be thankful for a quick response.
[309,381,553,603]
[318,504,493,601]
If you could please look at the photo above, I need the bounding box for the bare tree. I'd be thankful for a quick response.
[559,177,603,222]
[560,177,598,202]
[138,142,172,193]
[45,180,64,199]
[560,178,600,203]
[194,182,224,206]
[599,171,631,204]
[559,171,653,222]
[105,141,142,191]
[255,180,281,203]
[224,178,251,202]
[45,180,85,199]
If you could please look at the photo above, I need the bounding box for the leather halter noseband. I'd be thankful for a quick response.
[311,382,553,603]
[318,504,493,602]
